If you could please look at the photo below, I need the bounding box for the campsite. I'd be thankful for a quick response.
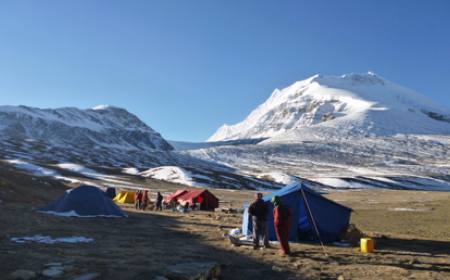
[1,2,450,279]
[1,162,449,280]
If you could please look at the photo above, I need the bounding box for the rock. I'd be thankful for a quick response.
[337,275,345,280]
[272,266,284,272]
[63,265,76,273]
[154,277,170,280]
[42,267,64,278]
[45,263,63,267]
[71,273,100,280]
[8,269,36,280]
[165,262,221,280]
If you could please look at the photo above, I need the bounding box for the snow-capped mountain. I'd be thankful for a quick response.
[209,72,450,142]
[0,105,172,151]
[0,105,281,190]
[0,105,181,167]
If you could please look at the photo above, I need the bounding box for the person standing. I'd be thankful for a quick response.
[155,192,163,211]
[142,190,149,210]
[134,190,141,210]
[272,196,292,255]
[248,192,269,250]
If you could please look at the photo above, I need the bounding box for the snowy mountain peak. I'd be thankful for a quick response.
[209,72,450,142]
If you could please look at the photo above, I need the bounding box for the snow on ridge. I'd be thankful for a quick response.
[91,104,112,110]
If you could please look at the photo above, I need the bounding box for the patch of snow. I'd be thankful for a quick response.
[257,172,298,185]
[309,178,373,189]
[91,104,111,110]
[139,166,209,187]
[39,210,127,218]
[11,235,94,244]
[389,208,428,212]
[4,159,59,177]
[122,167,140,175]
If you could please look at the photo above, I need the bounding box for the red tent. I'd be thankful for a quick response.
[177,189,219,210]
[164,189,188,204]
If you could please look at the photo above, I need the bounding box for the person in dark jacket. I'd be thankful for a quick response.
[155,192,163,211]
[248,192,269,249]
[272,196,292,255]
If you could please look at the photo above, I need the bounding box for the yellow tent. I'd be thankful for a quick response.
[114,191,135,204]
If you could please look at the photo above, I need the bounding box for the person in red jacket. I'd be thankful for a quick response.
[272,196,292,255]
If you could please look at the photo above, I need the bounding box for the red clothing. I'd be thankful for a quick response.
[274,205,292,254]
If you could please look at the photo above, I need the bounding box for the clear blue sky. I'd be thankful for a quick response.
[1,0,449,141]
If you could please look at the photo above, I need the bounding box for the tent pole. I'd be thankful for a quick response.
[300,188,328,257]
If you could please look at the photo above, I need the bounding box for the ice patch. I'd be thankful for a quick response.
[11,235,94,244]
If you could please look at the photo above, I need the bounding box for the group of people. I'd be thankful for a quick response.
[249,193,292,256]
[134,190,164,211]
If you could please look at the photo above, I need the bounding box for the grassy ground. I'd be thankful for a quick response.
[0,163,449,279]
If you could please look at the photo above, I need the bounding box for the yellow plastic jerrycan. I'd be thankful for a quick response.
[361,238,375,253]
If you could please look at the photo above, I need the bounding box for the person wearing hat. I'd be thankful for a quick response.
[272,196,292,255]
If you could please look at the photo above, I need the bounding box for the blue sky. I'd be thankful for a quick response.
[1,0,449,141]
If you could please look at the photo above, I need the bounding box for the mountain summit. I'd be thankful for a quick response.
[209,72,450,142]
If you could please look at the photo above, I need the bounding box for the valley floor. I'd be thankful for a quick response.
[1,164,449,279]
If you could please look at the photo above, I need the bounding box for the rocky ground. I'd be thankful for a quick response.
[0,162,449,279]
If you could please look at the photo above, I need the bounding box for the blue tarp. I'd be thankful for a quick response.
[242,182,352,242]
[40,185,127,217]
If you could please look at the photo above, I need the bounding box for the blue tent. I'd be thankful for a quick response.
[242,182,352,243]
[40,185,127,217]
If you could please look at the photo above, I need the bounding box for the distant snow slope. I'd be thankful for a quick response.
[209,72,450,142]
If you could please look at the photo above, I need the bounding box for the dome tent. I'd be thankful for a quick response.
[40,185,127,217]
[242,182,351,243]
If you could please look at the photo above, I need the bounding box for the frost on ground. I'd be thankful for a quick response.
[11,235,94,244]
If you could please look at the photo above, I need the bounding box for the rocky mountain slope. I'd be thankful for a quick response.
[0,105,279,190]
